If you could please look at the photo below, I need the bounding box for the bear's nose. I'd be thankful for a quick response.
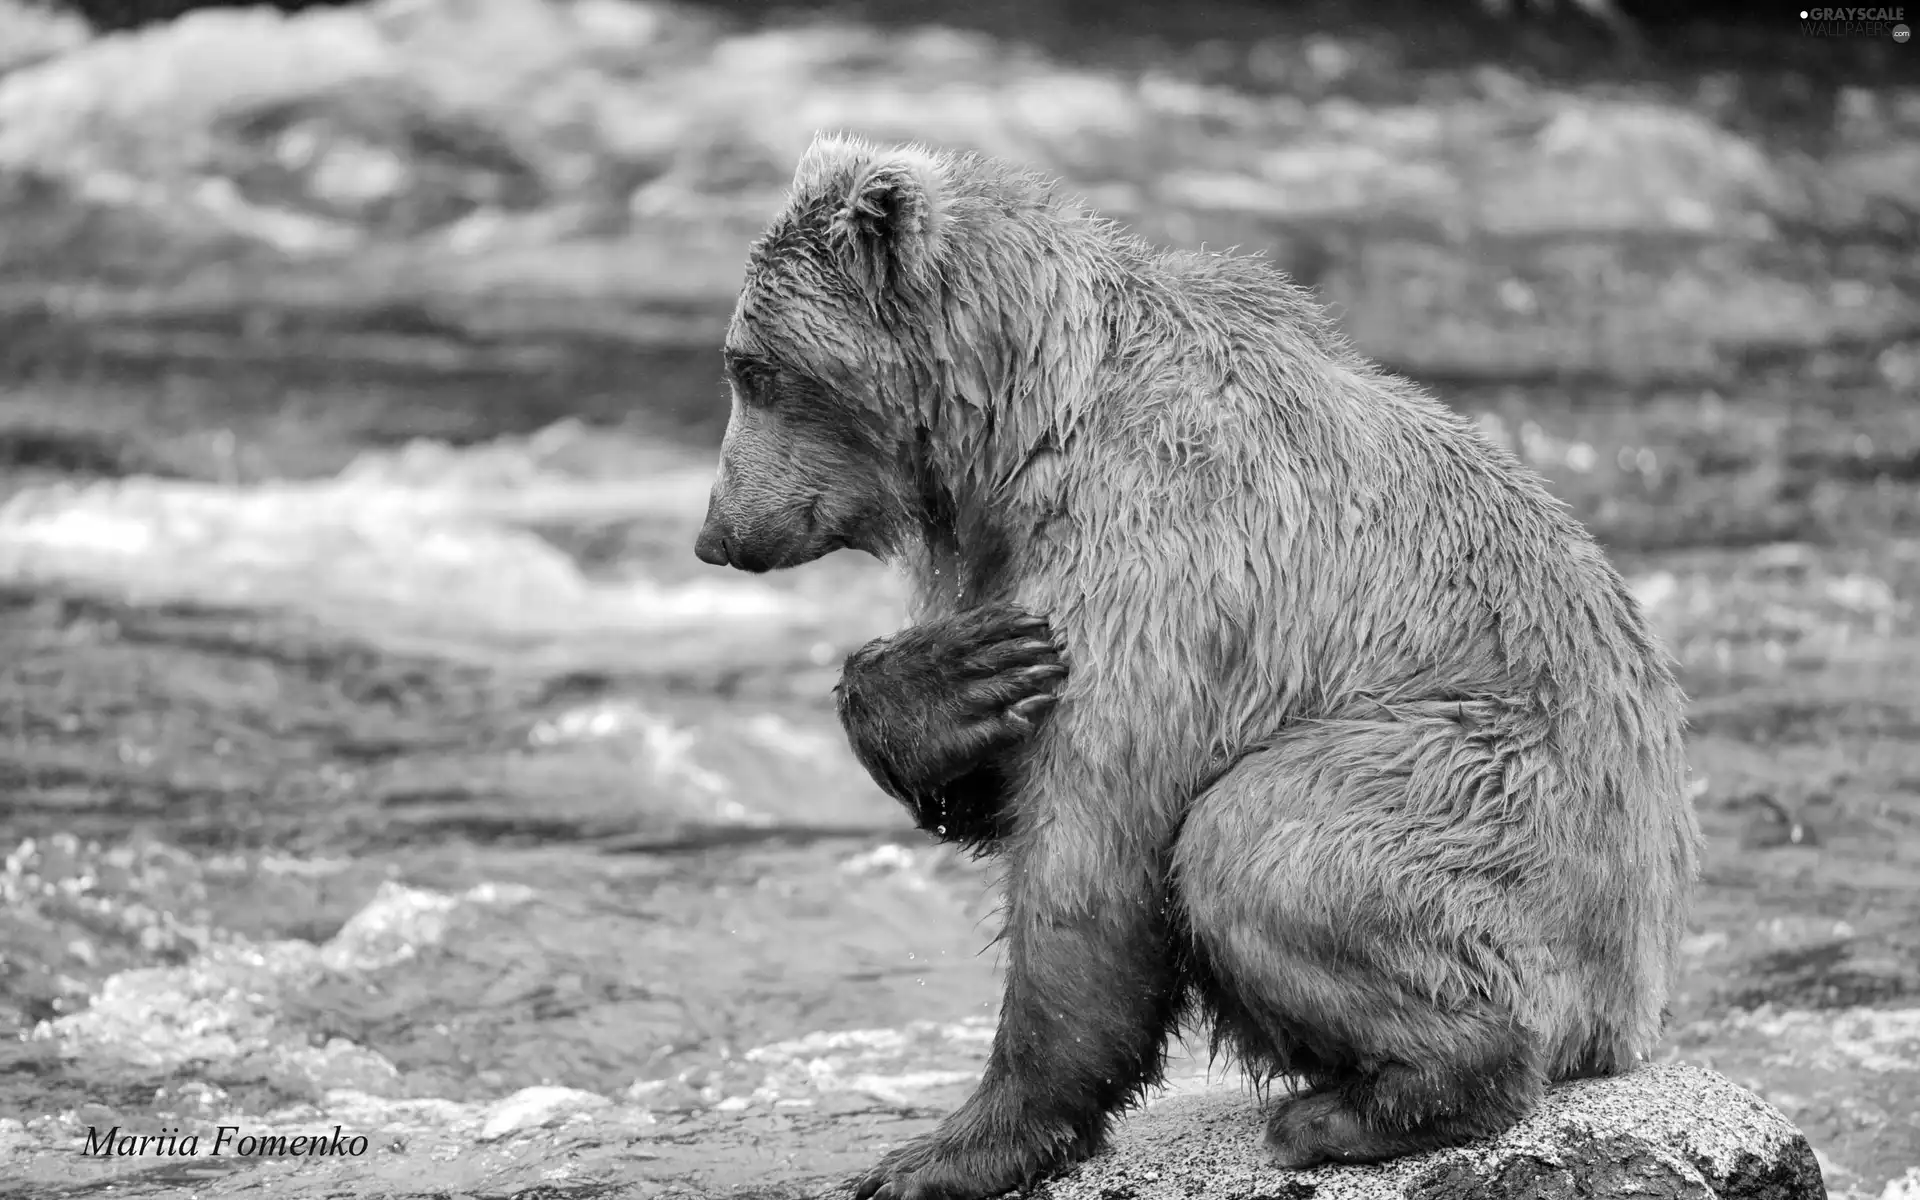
[693,514,732,567]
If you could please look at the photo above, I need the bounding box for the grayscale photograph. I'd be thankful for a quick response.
[0,1,1913,1198]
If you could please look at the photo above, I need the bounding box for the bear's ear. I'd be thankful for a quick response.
[827,146,947,292]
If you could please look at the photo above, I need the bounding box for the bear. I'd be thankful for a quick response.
[692,134,1701,1200]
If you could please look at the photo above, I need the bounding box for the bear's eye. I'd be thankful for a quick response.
[725,351,782,406]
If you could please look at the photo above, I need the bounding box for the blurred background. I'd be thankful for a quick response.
[0,1,1914,1196]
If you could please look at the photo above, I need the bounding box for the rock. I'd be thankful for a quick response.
[1033,1063,1824,1200]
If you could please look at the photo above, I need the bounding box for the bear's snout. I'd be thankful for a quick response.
[694,503,781,573]
[693,477,823,573]
[693,508,734,567]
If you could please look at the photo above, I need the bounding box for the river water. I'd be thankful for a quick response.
[1,305,1917,1196]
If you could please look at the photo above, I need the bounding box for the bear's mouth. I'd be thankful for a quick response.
[727,495,846,571]
[800,494,854,558]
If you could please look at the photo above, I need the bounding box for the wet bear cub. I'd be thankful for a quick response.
[693,134,1701,1200]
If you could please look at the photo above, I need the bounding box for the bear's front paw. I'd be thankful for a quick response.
[852,1124,1082,1200]
[938,603,1068,738]
[836,602,1067,799]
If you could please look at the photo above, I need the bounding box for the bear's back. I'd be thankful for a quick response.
[1047,239,1675,725]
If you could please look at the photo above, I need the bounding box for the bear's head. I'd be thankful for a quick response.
[693,135,1068,576]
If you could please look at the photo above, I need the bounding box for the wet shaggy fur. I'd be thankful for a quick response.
[693,135,1702,1200]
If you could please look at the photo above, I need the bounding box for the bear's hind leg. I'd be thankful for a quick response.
[1173,719,1550,1167]
[1259,1008,1541,1166]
